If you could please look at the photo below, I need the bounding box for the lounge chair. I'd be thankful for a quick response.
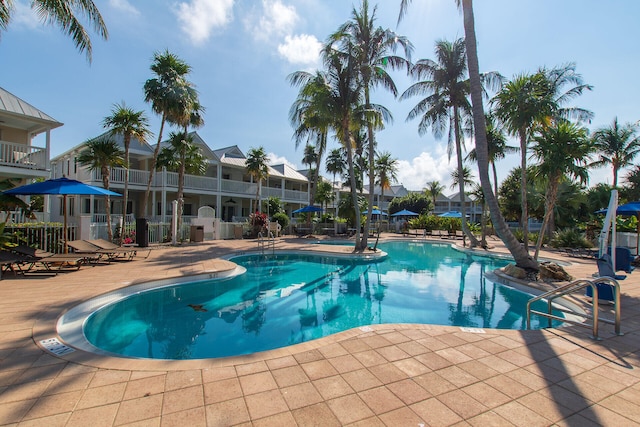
[87,239,139,261]
[0,251,26,279]
[66,240,110,263]
[11,244,90,274]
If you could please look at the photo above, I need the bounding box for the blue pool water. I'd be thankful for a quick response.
[83,241,563,359]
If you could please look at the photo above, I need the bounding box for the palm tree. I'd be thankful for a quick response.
[102,103,151,244]
[76,136,125,242]
[375,151,398,207]
[424,181,445,213]
[245,147,270,213]
[289,71,332,212]
[325,148,346,186]
[142,50,193,218]
[401,38,480,247]
[456,0,539,270]
[466,114,517,196]
[329,0,412,249]
[156,132,207,240]
[0,0,108,62]
[315,180,335,211]
[531,121,592,259]
[591,117,640,187]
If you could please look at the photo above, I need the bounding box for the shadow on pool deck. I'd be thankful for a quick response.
[0,235,639,425]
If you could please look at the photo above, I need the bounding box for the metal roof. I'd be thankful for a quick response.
[0,86,63,132]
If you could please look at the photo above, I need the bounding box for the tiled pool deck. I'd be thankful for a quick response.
[0,235,639,426]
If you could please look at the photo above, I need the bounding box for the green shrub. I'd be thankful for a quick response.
[550,228,594,249]
[272,212,289,228]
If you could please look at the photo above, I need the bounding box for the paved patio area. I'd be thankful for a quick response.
[0,235,639,426]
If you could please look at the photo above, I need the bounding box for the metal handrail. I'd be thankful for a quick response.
[257,231,276,254]
[526,277,622,340]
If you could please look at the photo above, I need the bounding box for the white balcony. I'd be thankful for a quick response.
[0,140,47,171]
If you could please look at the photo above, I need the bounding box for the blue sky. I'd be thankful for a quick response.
[1,0,639,193]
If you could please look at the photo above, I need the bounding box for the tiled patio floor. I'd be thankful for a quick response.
[1,235,639,426]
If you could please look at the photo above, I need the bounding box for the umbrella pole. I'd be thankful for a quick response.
[63,195,68,254]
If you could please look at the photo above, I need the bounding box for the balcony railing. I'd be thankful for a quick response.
[0,140,47,170]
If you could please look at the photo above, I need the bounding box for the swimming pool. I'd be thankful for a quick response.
[75,241,564,360]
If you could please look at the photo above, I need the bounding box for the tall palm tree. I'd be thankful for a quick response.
[0,0,108,62]
[375,151,398,207]
[448,0,538,270]
[245,147,270,213]
[325,148,346,186]
[289,71,332,211]
[591,117,640,187]
[76,136,124,241]
[466,114,517,197]
[401,38,480,247]
[156,132,207,240]
[424,180,445,213]
[329,0,412,248]
[531,121,592,259]
[142,50,192,218]
[102,103,151,244]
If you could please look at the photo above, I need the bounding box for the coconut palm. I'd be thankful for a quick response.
[77,136,125,241]
[591,118,640,187]
[156,132,207,240]
[466,114,517,197]
[325,148,346,187]
[0,0,108,62]
[289,70,332,212]
[142,50,193,218]
[401,38,480,247]
[424,181,445,213]
[102,103,151,244]
[375,151,398,206]
[245,147,270,213]
[315,180,335,211]
[329,0,412,248]
[531,121,592,260]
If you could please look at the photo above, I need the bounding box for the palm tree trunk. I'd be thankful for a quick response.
[102,166,113,242]
[453,108,480,247]
[534,178,559,260]
[343,121,362,251]
[364,88,375,249]
[121,135,131,246]
[518,128,529,253]
[461,0,538,271]
[480,201,488,248]
[492,162,499,199]
[141,113,166,218]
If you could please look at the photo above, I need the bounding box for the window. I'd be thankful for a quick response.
[222,174,230,180]
[183,204,192,216]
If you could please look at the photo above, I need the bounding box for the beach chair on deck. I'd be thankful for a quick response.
[67,240,110,263]
[87,239,139,261]
[0,251,26,279]
[11,244,90,274]
[597,254,626,281]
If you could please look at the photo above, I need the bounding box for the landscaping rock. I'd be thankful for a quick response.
[539,261,573,282]
[503,263,527,280]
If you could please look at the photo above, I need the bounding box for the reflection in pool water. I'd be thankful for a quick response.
[83,241,563,359]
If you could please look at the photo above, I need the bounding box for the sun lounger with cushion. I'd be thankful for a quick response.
[0,251,26,279]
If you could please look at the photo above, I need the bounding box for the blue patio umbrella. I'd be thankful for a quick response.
[438,211,463,218]
[391,209,419,217]
[4,177,122,252]
[362,209,387,215]
[293,205,323,214]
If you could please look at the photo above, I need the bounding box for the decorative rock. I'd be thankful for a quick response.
[503,263,527,280]
[539,261,573,282]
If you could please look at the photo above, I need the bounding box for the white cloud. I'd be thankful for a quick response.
[174,0,234,45]
[268,153,298,170]
[396,150,457,193]
[108,0,140,16]
[247,0,298,41]
[277,34,321,66]
[11,2,39,29]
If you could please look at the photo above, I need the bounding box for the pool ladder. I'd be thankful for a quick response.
[257,231,276,254]
[526,277,622,340]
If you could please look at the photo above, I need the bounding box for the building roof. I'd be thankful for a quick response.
[0,86,63,133]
